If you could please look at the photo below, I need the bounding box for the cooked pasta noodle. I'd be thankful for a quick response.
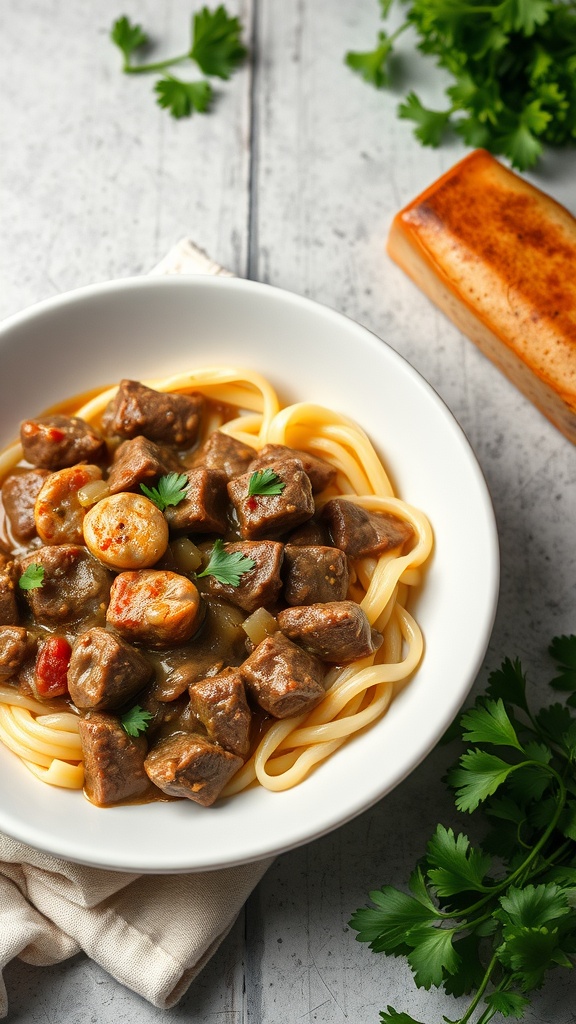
[0,366,433,798]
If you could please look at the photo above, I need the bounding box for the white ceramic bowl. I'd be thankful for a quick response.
[0,276,499,872]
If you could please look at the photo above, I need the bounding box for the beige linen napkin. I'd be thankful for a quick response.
[0,240,272,1018]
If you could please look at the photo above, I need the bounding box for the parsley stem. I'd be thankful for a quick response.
[442,762,568,923]
[124,52,190,74]
[456,950,500,1024]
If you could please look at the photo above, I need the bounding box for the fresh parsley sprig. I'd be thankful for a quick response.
[346,1,576,169]
[140,473,189,512]
[120,704,153,737]
[18,564,45,590]
[350,635,576,1024]
[247,468,286,497]
[196,538,255,586]
[110,6,246,118]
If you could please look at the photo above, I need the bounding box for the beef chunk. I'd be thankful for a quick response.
[286,515,330,547]
[2,469,49,542]
[20,414,105,471]
[79,712,150,806]
[164,468,228,535]
[249,443,336,493]
[196,430,257,479]
[144,732,242,806]
[188,668,251,758]
[228,458,314,540]
[18,545,112,626]
[107,570,203,648]
[277,601,383,664]
[0,558,19,626]
[322,498,414,558]
[106,436,180,494]
[283,544,349,605]
[68,627,153,710]
[0,626,34,679]
[102,380,204,448]
[239,632,325,718]
[198,540,284,613]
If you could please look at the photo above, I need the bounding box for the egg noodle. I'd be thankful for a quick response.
[0,367,433,798]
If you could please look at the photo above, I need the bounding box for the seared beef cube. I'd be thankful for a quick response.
[239,632,325,718]
[249,443,336,494]
[107,436,180,494]
[102,380,204,448]
[144,732,242,806]
[107,570,203,648]
[188,668,251,758]
[0,558,19,626]
[283,544,349,605]
[2,469,49,542]
[228,458,314,540]
[198,540,284,613]
[67,627,153,710]
[322,498,414,558]
[20,414,105,471]
[164,467,228,535]
[196,430,257,479]
[286,516,330,547]
[0,626,34,679]
[278,601,383,664]
[18,545,112,626]
[79,712,150,806]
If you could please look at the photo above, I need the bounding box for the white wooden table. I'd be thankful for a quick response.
[1,2,575,1021]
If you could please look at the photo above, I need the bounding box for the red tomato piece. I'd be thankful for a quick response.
[35,636,72,698]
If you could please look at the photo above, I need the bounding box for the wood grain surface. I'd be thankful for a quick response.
[1,1,575,1021]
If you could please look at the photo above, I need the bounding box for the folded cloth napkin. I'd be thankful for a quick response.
[0,239,272,1019]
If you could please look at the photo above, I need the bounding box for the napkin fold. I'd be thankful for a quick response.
[0,240,272,1018]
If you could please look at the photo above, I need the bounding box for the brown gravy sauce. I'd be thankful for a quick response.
[1,386,268,805]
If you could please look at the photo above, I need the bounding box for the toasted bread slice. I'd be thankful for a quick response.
[387,149,576,443]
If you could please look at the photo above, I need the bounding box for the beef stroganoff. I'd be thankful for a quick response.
[0,367,432,807]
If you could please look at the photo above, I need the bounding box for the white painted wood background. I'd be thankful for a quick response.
[1,1,575,1021]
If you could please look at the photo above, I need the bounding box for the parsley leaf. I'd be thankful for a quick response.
[448,749,516,812]
[247,468,286,497]
[18,564,45,591]
[190,5,247,79]
[486,656,529,713]
[196,538,255,587]
[111,15,149,69]
[398,93,452,147]
[380,1011,426,1024]
[140,472,189,511]
[549,634,576,695]
[460,699,523,751]
[350,886,438,954]
[425,825,492,897]
[155,76,212,117]
[351,635,576,1023]
[120,705,153,737]
[345,31,396,88]
[405,925,460,988]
